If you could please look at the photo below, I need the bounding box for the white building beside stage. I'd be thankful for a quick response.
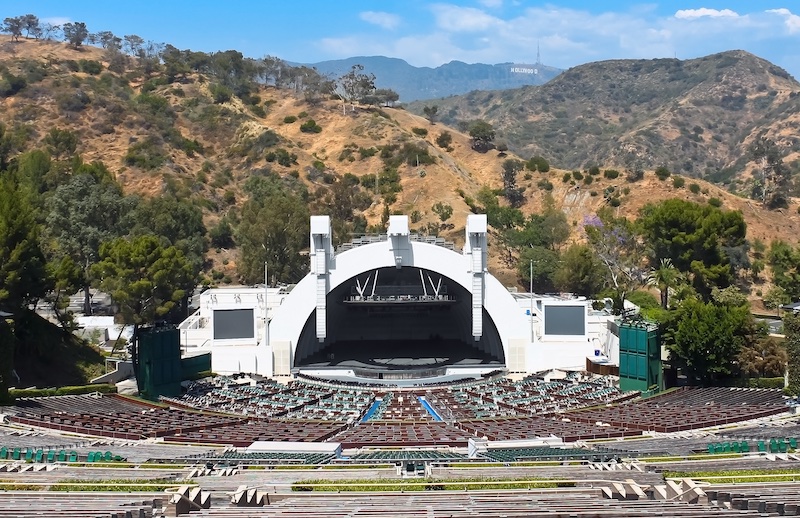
[179,214,617,380]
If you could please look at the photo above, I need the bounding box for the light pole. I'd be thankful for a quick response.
[530,259,535,342]
[262,243,269,348]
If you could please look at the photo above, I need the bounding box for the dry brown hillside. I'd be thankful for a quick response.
[2,39,799,292]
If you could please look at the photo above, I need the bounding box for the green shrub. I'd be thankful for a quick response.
[603,169,620,179]
[123,138,167,169]
[298,111,308,118]
[10,384,117,398]
[708,197,722,207]
[209,83,232,104]
[435,131,452,149]
[562,173,572,183]
[359,147,377,158]
[609,197,621,207]
[78,59,103,75]
[283,115,298,124]
[537,179,554,191]
[655,166,671,180]
[526,155,550,172]
[300,119,322,133]
[626,169,644,182]
[689,182,701,194]
[250,104,266,117]
[588,165,601,176]
[747,377,785,389]
[0,71,27,97]
[57,90,91,112]
[411,127,428,137]
[265,148,297,167]
[583,175,593,185]
[572,170,583,181]
[672,176,685,188]
[223,190,236,205]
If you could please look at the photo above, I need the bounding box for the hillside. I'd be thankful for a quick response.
[2,39,800,292]
[304,56,561,102]
[409,51,800,191]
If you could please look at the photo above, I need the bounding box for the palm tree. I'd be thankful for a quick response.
[647,258,680,309]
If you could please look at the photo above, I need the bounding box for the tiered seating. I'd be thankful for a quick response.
[284,390,375,421]
[368,392,433,421]
[180,450,335,465]
[566,387,787,433]
[425,376,635,420]
[169,378,377,420]
[164,419,347,447]
[459,416,640,442]
[11,402,244,440]
[349,450,467,462]
[481,447,602,462]
[332,422,470,448]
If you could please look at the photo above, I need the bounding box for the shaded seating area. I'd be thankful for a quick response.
[349,450,467,462]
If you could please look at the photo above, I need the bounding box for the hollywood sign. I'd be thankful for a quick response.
[511,67,538,74]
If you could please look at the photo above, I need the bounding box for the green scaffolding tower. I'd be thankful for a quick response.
[618,319,662,393]
[133,326,210,400]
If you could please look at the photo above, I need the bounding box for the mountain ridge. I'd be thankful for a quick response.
[408,49,800,194]
[303,55,561,102]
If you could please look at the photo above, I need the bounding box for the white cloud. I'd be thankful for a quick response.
[315,4,800,79]
[41,17,71,26]
[359,11,401,30]
[674,8,739,19]
[766,8,800,33]
[430,4,500,32]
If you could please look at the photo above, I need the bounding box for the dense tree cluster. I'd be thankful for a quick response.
[472,184,783,387]
[0,124,220,399]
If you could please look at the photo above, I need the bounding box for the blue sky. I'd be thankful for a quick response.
[4,1,800,77]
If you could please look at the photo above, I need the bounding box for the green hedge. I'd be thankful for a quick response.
[10,384,117,399]
[747,377,785,389]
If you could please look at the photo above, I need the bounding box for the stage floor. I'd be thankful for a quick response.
[296,339,503,371]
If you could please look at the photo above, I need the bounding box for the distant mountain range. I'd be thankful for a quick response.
[303,56,562,102]
[407,50,800,183]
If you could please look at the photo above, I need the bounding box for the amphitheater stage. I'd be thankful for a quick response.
[294,339,504,386]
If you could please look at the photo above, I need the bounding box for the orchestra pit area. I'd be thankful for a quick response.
[2,375,800,517]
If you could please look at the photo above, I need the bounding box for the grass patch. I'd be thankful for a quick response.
[0,479,188,492]
[292,477,575,492]
[50,479,183,492]
[320,464,393,470]
[642,453,742,462]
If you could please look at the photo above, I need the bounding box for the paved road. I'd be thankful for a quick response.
[757,317,783,335]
